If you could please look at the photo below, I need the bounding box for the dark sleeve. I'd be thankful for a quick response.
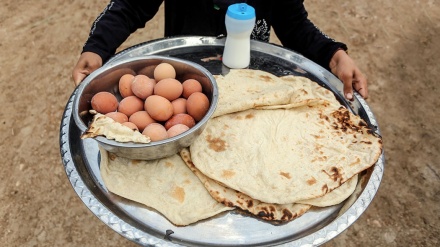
[82,0,164,62]
[271,0,347,70]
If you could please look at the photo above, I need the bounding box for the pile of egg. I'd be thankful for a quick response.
[90,62,210,142]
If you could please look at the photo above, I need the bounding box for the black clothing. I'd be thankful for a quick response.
[82,0,347,70]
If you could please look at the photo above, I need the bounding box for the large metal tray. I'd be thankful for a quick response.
[59,36,385,246]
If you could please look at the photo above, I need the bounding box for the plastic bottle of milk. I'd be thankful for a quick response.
[222,3,256,69]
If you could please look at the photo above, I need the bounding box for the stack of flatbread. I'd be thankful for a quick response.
[99,69,382,226]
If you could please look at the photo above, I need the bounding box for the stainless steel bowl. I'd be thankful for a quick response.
[72,55,218,160]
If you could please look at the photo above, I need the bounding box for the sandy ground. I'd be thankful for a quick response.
[0,0,439,246]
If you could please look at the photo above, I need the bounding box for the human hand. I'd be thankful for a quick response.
[329,49,368,100]
[72,52,103,86]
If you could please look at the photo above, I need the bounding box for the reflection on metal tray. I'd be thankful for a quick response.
[60,36,384,246]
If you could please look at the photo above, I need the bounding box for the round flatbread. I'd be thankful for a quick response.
[180,148,311,223]
[99,146,232,226]
[213,69,340,117]
[297,174,358,207]
[190,105,382,204]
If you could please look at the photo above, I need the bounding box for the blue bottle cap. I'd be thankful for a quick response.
[226,3,255,20]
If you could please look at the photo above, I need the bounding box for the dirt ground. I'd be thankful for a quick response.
[0,0,439,246]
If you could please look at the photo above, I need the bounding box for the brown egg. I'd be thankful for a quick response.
[144,95,174,121]
[137,65,155,77]
[121,121,139,131]
[118,74,135,98]
[118,95,144,117]
[171,98,187,115]
[131,75,156,100]
[128,111,156,132]
[164,113,196,130]
[182,79,203,99]
[153,62,176,81]
[142,123,168,142]
[167,124,190,138]
[105,112,128,123]
[91,92,119,114]
[154,78,183,101]
[92,68,134,94]
[186,92,210,122]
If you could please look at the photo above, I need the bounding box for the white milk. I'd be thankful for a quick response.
[222,3,256,69]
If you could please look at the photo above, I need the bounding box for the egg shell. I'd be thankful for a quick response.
[91,92,119,114]
[131,75,156,100]
[164,113,196,130]
[142,123,168,142]
[186,92,210,122]
[118,95,144,117]
[171,98,187,115]
[153,63,176,81]
[167,124,190,138]
[121,121,139,131]
[182,79,203,99]
[105,112,128,123]
[144,95,174,121]
[137,65,155,77]
[118,74,135,98]
[128,111,156,132]
[92,68,134,94]
[154,78,183,101]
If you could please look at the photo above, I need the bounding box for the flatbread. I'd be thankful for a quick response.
[180,148,357,223]
[81,113,150,143]
[190,106,381,204]
[213,69,340,117]
[297,174,358,207]
[180,148,311,223]
[99,146,232,226]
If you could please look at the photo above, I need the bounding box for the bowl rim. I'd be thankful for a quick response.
[72,55,219,147]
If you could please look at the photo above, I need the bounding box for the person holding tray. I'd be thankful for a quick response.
[72,0,368,101]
